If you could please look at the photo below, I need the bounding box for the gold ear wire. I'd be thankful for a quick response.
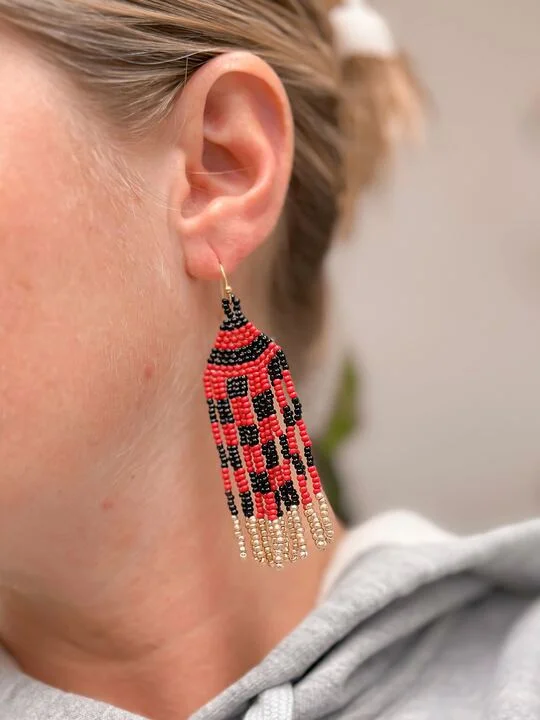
[219,263,233,300]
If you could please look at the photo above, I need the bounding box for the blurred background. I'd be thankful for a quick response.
[322,0,540,532]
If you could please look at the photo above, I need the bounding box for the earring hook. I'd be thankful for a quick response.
[219,263,233,300]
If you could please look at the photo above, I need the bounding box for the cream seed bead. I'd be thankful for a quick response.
[258,518,274,565]
[247,517,266,563]
[286,511,299,563]
[291,507,309,560]
[232,517,248,559]
[269,519,285,569]
[279,515,291,563]
[316,492,335,542]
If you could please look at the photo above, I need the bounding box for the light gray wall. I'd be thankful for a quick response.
[334,0,540,531]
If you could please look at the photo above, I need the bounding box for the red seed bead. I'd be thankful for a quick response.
[283,373,296,397]
[279,461,291,484]
[255,492,265,518]
[309,466,323,495]
[263,494,278,522]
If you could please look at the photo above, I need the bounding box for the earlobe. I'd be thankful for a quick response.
[169,52,294,281]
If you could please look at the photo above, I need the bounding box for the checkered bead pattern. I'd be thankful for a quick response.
[204,294,335,568]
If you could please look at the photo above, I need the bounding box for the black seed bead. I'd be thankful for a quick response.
[291,453,306,477]
[222,298,234,321]
[277,350,289,371]
[292,397,303,422]
[207,399,218,425]
[239,424,259,447]
[252,389,276,422]
[262,440,279,470]
[225,491,239,516]
[232,296,242,315]
[227,375,249,399]
[279,484,293,510]
[278,434,290,459]
[257,472,272,495]
[275,490,284,517]
[304,446,315,468]
[231,297,247,325]
[217,398,234,425]
[227,445,242,471]
[284,480,300,507]
[282,405,295,427]
[267,355,283,382]
[221,295,249,329]
[249,471,270,494]
[249,471,260,493]
[222,315,249,331]
[258,335,271,356]
[217,444,229,469]
[240,491,255,518]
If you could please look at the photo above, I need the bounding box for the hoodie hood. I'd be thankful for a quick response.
[196,514,540,720]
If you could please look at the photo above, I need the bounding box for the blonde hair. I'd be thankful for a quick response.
[0,0,420,366]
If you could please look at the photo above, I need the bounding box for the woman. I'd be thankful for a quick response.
[0,2,539,719]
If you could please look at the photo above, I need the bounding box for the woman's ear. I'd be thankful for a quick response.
[169,51,294,281]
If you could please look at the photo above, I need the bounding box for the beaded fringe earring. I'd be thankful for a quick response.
[203,265,335,568]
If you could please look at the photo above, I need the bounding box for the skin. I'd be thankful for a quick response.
[0,26,342,720]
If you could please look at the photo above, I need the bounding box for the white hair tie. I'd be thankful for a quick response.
[329,0,397,59]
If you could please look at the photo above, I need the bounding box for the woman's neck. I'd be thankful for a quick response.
[0,420,342,719]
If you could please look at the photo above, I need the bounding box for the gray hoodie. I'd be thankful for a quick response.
[1,511,539,719]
